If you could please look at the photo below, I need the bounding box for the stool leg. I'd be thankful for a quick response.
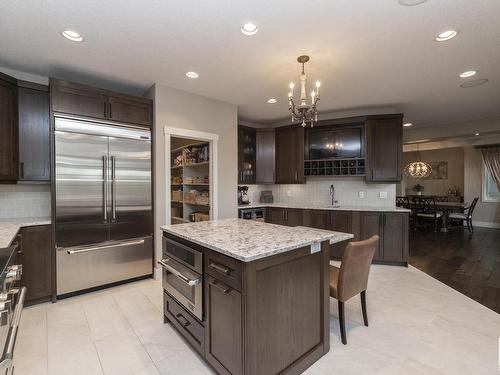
[361,291,369,327]
[338,301,347,345]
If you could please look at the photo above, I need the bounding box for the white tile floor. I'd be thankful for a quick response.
[14,264,500,375]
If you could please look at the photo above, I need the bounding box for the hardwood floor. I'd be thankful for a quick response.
[410,226,500,314]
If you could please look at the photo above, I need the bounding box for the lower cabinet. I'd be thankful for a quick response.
[359,212,384,261]
[205,275,243,375]
[20,225,53,304]
[265,207,302,227]
[359,212,408,265]
[266,207,408,265]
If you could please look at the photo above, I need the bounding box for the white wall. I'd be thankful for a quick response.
[147,83,238,262]
[244,178,396,208]
[464,147,500,228]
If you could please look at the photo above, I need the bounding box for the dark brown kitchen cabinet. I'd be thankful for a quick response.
[238,126,256,184]
[51,83,107,120]
[329,211,353,258]
[255,129,275,184]
[359,212,384,261]
[0,73,18,182]
[205,274,243,375]
[20,225,53,304]
[382,213,409,263]
[107,96,152,126]
[265,207,283,225]
[18,82,50,181]
[275,125,304,184]
[265,207,302,226]
[51,79,153,127]
[365,114,403,182]
[303,209,329,230]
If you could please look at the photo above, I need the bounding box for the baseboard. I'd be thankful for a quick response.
[474,221,500,229]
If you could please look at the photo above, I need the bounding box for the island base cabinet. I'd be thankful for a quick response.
[205,275,243,375]
[20,225,52,304]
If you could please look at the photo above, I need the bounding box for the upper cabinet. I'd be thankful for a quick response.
[238,126,256,184]
[18,82,50,181]
[255,128,275,184]
[51,79,153,127]
[365,114,403,182]
[0,73,18,182]
[275,125,304,184]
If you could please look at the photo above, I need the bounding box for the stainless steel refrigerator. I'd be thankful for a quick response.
[55,117,153,295]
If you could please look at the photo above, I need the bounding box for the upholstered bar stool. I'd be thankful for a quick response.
[329,235,379,344]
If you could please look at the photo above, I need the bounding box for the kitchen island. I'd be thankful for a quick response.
[161,218,352,375]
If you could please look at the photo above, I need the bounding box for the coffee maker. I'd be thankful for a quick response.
[238,186,250,205]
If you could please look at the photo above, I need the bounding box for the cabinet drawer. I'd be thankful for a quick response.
[164,293,204,355]
[205,250,242,292]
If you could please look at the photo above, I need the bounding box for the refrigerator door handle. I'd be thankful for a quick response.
[111,156,116,222]
[103,156,108,223]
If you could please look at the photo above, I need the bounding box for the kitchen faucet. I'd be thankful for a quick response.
[330,184,339,207]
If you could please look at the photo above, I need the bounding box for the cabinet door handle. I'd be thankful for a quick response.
[19,162,24,180]
[175,313,191,327]
[103,101,107,117]
[109,103,113,118]
[295,171,298,181]
[209,262,231,275]
[209,280,232,294]
[383,214,386,226]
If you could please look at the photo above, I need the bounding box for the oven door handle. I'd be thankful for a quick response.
[0,287,27,372]
[158,260,201,287]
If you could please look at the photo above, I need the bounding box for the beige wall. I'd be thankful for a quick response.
[146,84,238,263]
[400,147,464,197]
[464,147,500,227]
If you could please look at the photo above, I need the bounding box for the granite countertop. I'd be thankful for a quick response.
[238,203,411,213]
[162,218,353,262]
[0,217,52,248]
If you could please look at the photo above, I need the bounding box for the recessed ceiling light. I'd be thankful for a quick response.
[475,133,480,136]
[460,79,488,88]
[435,30,458,42]
[241,22,258,36]
[267,98,278,104]
[185,71,199,79]
[398,0,428,6]
[62,30,83,42]
[459,70,477,78]
[403,122,413,127]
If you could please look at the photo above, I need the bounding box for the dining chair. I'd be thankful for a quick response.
[329,235,380,345]
[448,197,479,233]
[396,196,410,208]
[415,196,443,232]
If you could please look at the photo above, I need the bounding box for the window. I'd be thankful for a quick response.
[483,161,500,202]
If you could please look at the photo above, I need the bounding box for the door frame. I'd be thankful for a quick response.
[163,126,219,224]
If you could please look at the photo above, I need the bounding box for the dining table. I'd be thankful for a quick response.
[406,200,469,232]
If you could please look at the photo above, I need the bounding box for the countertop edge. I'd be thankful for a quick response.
[238,203,411,213]
[0,218,52,248]
[161,223,354,262]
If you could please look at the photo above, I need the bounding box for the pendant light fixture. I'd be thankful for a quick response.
[405,144,432,178]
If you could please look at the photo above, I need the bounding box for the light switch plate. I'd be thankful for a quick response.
[359,191,365,199]
[310,242,320,254]
[287,190,292,197]
[379,191,388,199]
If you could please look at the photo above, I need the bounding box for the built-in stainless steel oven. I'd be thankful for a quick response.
[160,237,203,321]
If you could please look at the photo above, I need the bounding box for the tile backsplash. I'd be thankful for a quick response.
[0,185,51,218]
[243,177,396,207]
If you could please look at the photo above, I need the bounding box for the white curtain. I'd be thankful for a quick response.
[481,147,500,190]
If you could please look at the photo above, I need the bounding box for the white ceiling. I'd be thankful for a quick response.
[1,0,499,128]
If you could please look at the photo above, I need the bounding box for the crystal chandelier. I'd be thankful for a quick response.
[405,161,432,178]
[404,144,432,178]
[288,55,321,127]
